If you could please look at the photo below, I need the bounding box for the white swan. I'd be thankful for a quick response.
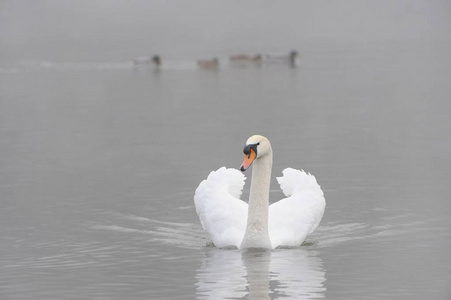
[194,135,325,249]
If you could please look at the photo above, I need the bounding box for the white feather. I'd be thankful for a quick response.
[269,168,325,247]
[194,167,247,248]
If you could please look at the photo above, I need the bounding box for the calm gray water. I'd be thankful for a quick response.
[2,41,450,300]
[2,2,451,299]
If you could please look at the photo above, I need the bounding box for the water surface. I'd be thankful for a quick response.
[1,40,451,299]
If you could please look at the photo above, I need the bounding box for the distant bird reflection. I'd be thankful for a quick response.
[195,247,325,299]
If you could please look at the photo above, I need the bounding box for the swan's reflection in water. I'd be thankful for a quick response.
[196,247,325,299]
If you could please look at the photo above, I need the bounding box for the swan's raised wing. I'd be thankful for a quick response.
[194,167,248,248]
[269,168,325,248]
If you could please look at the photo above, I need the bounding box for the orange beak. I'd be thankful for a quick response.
[240,149,257,171]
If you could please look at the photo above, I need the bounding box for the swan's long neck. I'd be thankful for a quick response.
[241,151,273,249]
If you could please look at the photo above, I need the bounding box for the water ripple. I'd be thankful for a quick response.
[91,209,426,251]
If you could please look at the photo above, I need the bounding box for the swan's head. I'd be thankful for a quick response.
[240,135,271,172]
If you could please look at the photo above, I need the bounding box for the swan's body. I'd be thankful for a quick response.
[194,135,325,249]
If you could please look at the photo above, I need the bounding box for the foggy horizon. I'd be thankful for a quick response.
[1,0,450,62]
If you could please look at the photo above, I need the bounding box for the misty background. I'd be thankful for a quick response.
[1,1,451,299]
[1,0,450,63]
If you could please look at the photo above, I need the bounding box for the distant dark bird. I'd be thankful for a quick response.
[229,54,263,63]
[263,50,300,67]
[133,55,162,67]
[197,57,219,69]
